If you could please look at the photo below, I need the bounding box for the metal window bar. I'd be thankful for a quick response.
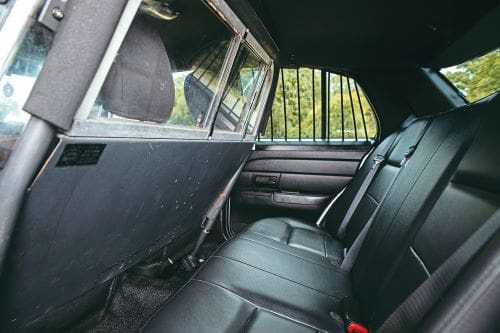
[197,44,226,82]
[296,68,301,141]
[321,70,327,140]
[191,43,217,73]
[269,96,274,141]
[312,69,316,141]
[190,44,223,91]
[230,97,241,110]
[347,78,358,141]
[354,81,369,140]
[260,67,373,143]
[327,71,331,141]
[340,74,344,142]
[281,68,288,141]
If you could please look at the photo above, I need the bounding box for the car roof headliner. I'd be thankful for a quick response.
[243,0,499,70]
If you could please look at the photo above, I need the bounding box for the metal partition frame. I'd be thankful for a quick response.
[67,0,274,142]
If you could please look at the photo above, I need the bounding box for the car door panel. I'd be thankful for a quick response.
[233,144,371,221]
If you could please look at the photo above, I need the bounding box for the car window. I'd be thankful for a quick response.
[440,48,499,103]
[259,68,378,142]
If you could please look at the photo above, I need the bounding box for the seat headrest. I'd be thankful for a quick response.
[100,15,175,123]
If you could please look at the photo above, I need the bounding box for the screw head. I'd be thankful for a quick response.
[3,83,13,97]
[51,7,64,21]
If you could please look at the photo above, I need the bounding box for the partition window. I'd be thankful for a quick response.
[213,44,267,133]
[90,0,234,130]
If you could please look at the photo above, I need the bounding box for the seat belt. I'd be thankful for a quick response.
[336,134,399,239]
[180,154,250,271]
[377,209,500,333]
[337,119,432,239]
[341,120,432,271]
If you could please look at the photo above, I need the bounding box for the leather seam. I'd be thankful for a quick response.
[191,279,333,332]
[210,255,345,301]
[238,236,340,270]
[366,192,380,205]
[240,308,258,332]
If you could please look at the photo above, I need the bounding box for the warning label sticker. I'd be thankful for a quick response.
[56,144,106,167]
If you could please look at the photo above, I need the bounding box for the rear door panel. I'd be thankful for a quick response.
[233,143,370,222]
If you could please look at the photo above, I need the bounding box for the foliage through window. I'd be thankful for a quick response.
[440,48,499,103]
[260,68,377,142]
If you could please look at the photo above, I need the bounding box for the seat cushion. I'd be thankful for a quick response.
[142,279,345,333]
[143,251,350,332]
[241,217,345,266]
[142,221,352,333]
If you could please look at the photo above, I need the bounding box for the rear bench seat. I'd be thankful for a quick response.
[142,93,499,332]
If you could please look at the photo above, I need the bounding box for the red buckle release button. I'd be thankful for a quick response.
[347,322,369,333]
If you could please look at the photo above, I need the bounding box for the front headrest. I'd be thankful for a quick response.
[100,15,175,123]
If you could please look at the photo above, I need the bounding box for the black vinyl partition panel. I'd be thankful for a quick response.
[0,0,130,277]
[0,137,252,330]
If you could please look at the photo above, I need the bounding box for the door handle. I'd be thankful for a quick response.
[254,175,278,186]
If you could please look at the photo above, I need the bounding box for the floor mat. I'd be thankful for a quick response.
[83,272,185,332]
[73,242,221,332]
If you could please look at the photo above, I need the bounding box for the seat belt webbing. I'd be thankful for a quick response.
[377,209,500,333]
[336,135,398,239]
[341,120,432,270]
[337,119,431,239]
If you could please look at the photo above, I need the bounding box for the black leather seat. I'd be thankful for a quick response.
[142,93,499,332]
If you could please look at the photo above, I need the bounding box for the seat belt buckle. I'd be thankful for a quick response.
[372,155,385,168]
[400,146,416,167]
[342,297,369,333]
[347,322,369,333]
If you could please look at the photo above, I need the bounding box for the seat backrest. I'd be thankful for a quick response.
[351,94,499,328]
[325,115,432,247]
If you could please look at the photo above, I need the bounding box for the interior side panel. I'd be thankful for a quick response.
[0,137,252,329]
[232,144,371,223]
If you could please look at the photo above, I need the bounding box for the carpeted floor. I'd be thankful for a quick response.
[81,272,185,332]
[72,242,221,332]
